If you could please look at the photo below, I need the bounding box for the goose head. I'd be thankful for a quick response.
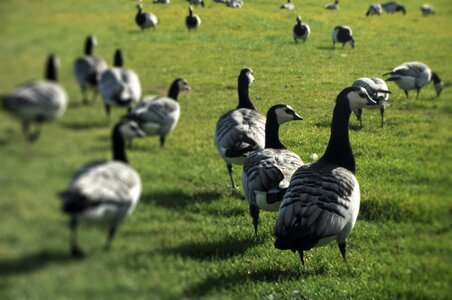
[338,87,378,112]
[175,78,191,92]
[45,54,60,82]
[118,119,146,140]
[113,49,123,67]
[296,15,302,23]
[239,68,254,86]
[431,72,443,97]
[136,1,143,10]
[349,36,355,48]
[271,104,303,125]
[188,5,193,15]
[85,35,97,55]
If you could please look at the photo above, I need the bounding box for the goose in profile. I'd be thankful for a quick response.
[382,2,406,15]
[1,54,67,143]
[60,119,145,258]
[280,0,294,10]
[325,0,339,10]
[383,62,443,98]
[274,87,378,265]
[128,78,191,147]
[332,26,354,49]
[352,77,391,127]
[99,49,142,120]
[135,1,158,31]
[421,4,435,16]
[366,4,383,16]
[293,16,310,43]
[186,6,201,31]
[73,35,108,105]
[242,104,303,237]
[214,68,265,190]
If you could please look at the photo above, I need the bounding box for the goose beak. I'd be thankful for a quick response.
[293,113,303,120]
[377,89,391,94]
[366,95,378,105]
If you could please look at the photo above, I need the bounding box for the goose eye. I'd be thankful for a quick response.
[358,93,366,98]
[285,108,293,115]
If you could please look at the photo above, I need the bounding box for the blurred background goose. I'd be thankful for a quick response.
[73,35,108,105]
[214,68,265,190]
[135,1,158,31]
[332,25,354,49]
[274,87,378,265]
[60,119,145,258]
[382,2,406,15]
[421,4,435,16]
[366,4,383,16]
[153,0,170,4]
[186,6,201,31]
[325,0,339,10]
[188,0,205,7]
[226,0,243,8]
[242,104,303,237]
[293,16,310,43]
[1,54,67,143]
[128,78,191,148]
[280,0,294,10]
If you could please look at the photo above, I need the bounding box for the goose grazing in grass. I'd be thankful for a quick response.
[382,2,406,15]
[1,54,67,143]
[384,62,443,99]
[325,0,339,10]
[226,0,243,8]
[153,0,170,4]
[99,49,142,120]
[188,0,205,7]
[293,16,310,43]
[135,1,158,31]
[73,35,108,105]
[332,26,354,49]
[280,0,294,10]
[186,6,201,31]
[421,4,435,16]
[366,4,383,16]
[214,68,265,190]
[128,78,191,147]
[60,119,145,258]
[242,104,304,237]
[274,86,378,266]
[352,77,391,127]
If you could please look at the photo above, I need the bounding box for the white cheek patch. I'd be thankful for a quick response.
[275,107,293,124]
[347,92,366,110]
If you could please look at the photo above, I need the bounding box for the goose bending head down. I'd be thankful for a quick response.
[1,54,68,143]
[274,87,377,266]
[242,104,304,237]
[366,4,383,16]
[214,68,266,190]
[382,2,406,15]
[332,26,354,49]
[293,16,311,43]
[60,119,145,258]
[325,0,339,10]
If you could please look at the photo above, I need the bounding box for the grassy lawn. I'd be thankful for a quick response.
[0,0,451,299]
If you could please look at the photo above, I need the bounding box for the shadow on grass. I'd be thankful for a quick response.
[0,250,72,277]
[315,120,362,131]
[317,46,335,51]
[60,120,107,130]
[141,190,222,209]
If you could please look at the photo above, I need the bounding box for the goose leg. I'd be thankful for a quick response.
[416,88,420,99]
[380,107,385,127]
[160,136,165,148]
[104,225,117,251]
[22,122,41,143]
[298,250,305,266]
[338,242,347,262]
[354,109,363,127]
[81,86,89,105]
[226,163,237,189]
[249,205,260,238]
[404,90,409,99]
[70,217,84,258]
[104,103,111,122]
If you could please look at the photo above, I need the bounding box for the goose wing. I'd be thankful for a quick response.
[74,56,107,86]
[121,69,142,103]
[130,96,179,126]
[387,62,427,78]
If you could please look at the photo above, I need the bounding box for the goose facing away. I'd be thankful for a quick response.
[99,49,142,119]
[280,0,294,10]
[382,2,406,15]
[60,119,145,258]
[366,4,383,16]
[325,0,339,10]
[383,62,443,98]
[186,6,201,30]
[293,16,310,43]
[214,68,266,189]
[135,1,158,31]
[274,87,378,265]
[242,104,304,237]
[352,77,391,127]
[128,78,191,147]
[332,26,354,49]
[73,35,108,105]
[1,54,67,143]
[421,4,435,16]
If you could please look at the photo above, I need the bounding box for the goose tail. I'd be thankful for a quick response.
[59,189,89,214]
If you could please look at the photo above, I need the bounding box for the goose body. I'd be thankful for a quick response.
[366,4,383,16]
[135,2,158,30]
[280,0,294,10]
[99,49,141,119]
[293,16,310,43]
[188,0,205,7]
[384,62,443,98]
[382,2,406,14]
[274,87,378,265]
[214,68,265,189]
[128,78,191,147]
[2,54,67,143]
[421,4,435,16]
[153,0,170,4]
[332,25,354,49]
[60,120,145,257]
[186,6,201,30]
[242,104,303,236]
[325,0,339,10]
[226,0,243,8]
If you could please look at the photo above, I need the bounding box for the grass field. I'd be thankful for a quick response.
[1,0,451,299]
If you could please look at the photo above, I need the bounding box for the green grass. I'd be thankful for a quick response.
[1,0,451,299]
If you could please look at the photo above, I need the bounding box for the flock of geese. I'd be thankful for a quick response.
[0,1,445,265]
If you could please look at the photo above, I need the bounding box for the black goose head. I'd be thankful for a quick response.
[136,2,143,12]
[431,72,443,97]
[296,15,302,24]
[336,86,377,113]
[269,104,303,125]
[113,49,123,67]
[84,35,97,56]
[349,36,355,48]
[45,54,60,82]
[112,119,145,162]
[168,78,191,100]
[236,68,256,109]
[238,68,254,87]
[397,5,406,15]
[188,5,193,15]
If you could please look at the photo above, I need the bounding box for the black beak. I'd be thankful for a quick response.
[293,113,303,120]
[377,89,391,94]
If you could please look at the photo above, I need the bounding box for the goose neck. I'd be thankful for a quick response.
[168,82,180,100]
[45,57,58,82]
[265,112,285,149]
[237,78,255,110]
[84,38,93,56]
[112,125,128,163]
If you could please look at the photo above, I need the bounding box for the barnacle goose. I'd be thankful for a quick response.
[60,119,145,258]
[135,1,158,31]
[352,77,391,127]
[73,35,108,105]
[128,78,191,147]
[384,62,443,98]
[382,2,406,15]
[421,4,435,16]
[280,0,294,10]
[186,6,201,31]
[242,104,303,237]
[214,68,265,190]
[274,87,378,265]
[293,16,310,43]
[153,0,170,4]
[99,49,142,120]
[188,0,205,7]
[332,26,354,49]
[1,54,67,143]
[226,0,243,8]
[325,0,339,10]
[366,4,383,16]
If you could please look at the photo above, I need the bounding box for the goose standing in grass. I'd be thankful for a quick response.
[280,0,294,10]
[421,4,435,16]
[352,77,391,127]
[332,26,354,49]
[325,0,339,10]
[99,49,142,120]
[382,2,406,15]
[214,68,265,190]
[293,16,310,43]
[242,104,304,237]
[188,0,205,7]
[366,4,383,16]
[274,87,378,266]
[73,35,108,105]
[186,6,201,31]
[128,78,191,147]
[135,1,158,31]
[384,62,443,99]
[153,0,170,4]
[1,54,67,143]
[226,0,243,8]
[60,119,145,258]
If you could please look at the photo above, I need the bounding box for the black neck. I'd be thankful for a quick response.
[237,77,255,110]
[168,81,180,100]
[45,56,57,82]
[112,124,128,163]
[297,20,301,25]
[114,50,123,67]
[84,38,93,55]
[431,72,441,84]
[189,9,193,16]
[137,7,142,14]
[265,111,285,149]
